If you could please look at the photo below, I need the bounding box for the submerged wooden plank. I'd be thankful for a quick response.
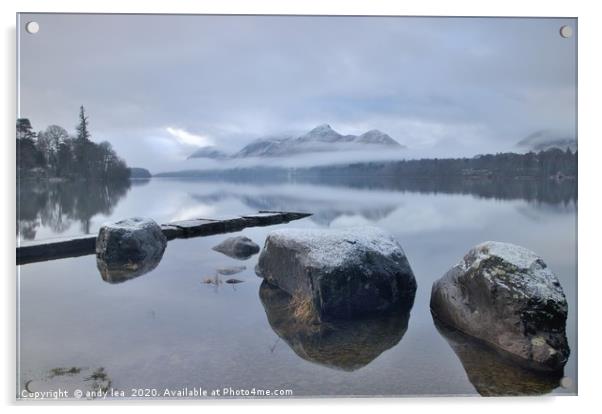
[17,235,97,265]
[17,211,312,265]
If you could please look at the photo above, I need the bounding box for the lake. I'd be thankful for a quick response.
[17,177,577,398]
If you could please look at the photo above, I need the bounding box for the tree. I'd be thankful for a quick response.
[16,118,36,140]
[42,125,69,151]
[55,140,74,177]
[16,118,44,174]
[37,125,70,170]
[73,106,92,177]
[76,106,90,141]
[18,108,131,181]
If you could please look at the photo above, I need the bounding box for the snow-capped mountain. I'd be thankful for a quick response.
[233,124,405,158]
[187,124,405,160]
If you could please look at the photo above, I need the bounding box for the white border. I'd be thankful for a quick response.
[2,0,601,412]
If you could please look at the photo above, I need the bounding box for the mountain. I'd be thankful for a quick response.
[234,136,293,158]
[233,124,405,158]
[356,129,400,146]
[517,130,577,153]
[188,146,230,160]
[186,124,405,160]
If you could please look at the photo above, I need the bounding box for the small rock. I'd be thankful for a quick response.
[216,265,246,275]
[430,241,569,372]
[212,235,260,260]
[202,276,220,285]
[255,226,416,320]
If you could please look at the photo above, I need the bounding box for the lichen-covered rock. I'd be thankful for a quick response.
[259,281,412,371]
[212,235,260,260]
[95,217,167,282]
[430,241,569,371]
[255,226,416,320]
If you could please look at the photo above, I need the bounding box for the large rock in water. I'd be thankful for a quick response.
[96,217,167,283]
[255,226,416,320]
[430,241,569,371]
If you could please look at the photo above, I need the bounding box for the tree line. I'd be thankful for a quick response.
[309,147,577,179]
[17,106,130,181]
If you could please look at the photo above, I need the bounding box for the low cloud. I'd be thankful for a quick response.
[165,127,214,148]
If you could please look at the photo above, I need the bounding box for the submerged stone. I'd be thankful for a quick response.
[430,241,569,372]
[216,265,246,275]
[259,281,413,371]
[255,226,416,320]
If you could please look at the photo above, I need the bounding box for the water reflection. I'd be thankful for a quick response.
[17,179,131,240]
[187,177,576,228]
[96,248,164,284]
[259,281,414,371]
[186,175,577,206]
[433,319,563,396]
[17,176,576,241]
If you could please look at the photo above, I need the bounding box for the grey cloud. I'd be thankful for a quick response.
[19,14,576,170]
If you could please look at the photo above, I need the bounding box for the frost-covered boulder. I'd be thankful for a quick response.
[95,217,167,282]
[212,235,260,260]
[430,241,569,371]
[255,226,416,320]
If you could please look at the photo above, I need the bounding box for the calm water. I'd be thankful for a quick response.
[17,177,577,398]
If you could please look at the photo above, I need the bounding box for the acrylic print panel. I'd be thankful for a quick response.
[16,14,577,400]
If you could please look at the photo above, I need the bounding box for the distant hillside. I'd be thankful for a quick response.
[128,167,152,178]
[188,124,405,159]
[187,147,229,160]
[160,147,577,182]
[517,130,577,152]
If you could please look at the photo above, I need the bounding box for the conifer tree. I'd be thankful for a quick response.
[76,105,90,141]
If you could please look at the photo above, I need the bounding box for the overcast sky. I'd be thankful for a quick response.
[19,14,576,172]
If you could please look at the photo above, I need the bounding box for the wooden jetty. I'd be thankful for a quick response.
[16,211,311,265]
